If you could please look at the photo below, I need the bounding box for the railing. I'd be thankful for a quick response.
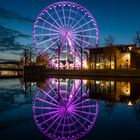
[0,67,23,71]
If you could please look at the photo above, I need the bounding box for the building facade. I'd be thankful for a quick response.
[88,44,140,69]
[87,79,140,105]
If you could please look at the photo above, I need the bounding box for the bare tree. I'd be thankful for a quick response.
[104,101,116,115]
[103,35,120,69]
[133,102,140,121]
[134,31,140,47]
[104,35,115,46]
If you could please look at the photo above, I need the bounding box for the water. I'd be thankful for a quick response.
[0,78,140,140]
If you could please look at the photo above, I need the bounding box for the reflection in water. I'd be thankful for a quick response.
[88,80,140,106]
[1,78,140,140]
[133,102,140,121]
[32,79,99,140]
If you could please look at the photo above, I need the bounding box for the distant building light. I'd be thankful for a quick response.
[111,81,114,85]
[129,46,133,50]
[69,94,73,98]
[128,101,133,106]
[52,80,55,84]
[96,63,99,66]
[96,81,100,84]
[83,60,88,69]
[83,80,87,84]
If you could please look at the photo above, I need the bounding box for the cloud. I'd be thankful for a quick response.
[0,25,31,51]
[0,7,34,23]
[0,25,30,38]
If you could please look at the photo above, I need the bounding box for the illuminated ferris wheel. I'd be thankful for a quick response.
[32,79,99,140]
[33,1,99,68]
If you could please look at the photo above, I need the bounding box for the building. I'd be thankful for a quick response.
[87,44,140,69]
[0,62,20,76]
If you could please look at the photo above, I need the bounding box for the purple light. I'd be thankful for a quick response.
[33,1,99,69]
[32,79,99,140]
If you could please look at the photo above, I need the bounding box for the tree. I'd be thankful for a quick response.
[36,54,49,66]
[104,35,114,46]
[133,102,140,121]
[103,35,120,69]
[134,31,140,47]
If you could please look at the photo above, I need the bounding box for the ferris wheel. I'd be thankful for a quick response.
[32,78,99,140]
[33,1,99,68]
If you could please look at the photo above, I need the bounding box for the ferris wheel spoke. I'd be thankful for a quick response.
[71,111,92,123]
[62,5,66,28]
[45,113,63,133]
[72,35,94,47]
[46,11,63,29]
[42,37,62,54]
[72,99,90,107]
[48,46,59,60]
[39,17,61,31]
[36,97,60,108]
[74,109,96,116]
[71,38,89,55]
[37,35,59,46]
[47,38,64,59]
[70,112,87,130]
[39,111,61,126]
[35,25,59,33]
[54,6,64,28]
[68,113,77,129]
[71,36,83,47]
[69,81,81,100]
[69,16,77,29]
[72,47,81,61]
[67,38,81,60]
[35,110,60,118]
[39,88,61,105]
[48,84,60,99]
[70,14,86,30]
[62,114,66,138]
[33,106,59,110]
[71,80,81,94]
[68,83,83,105]
[71,20,92,32]
[66,114,72,137]
[35,33,58,37]
[74,104,97,109]
[54,114,64,136]
[72,28,97,34]
[71,90,87,105]
[67,5,72,29]
[72,34,97,39]
[69,9,80,29]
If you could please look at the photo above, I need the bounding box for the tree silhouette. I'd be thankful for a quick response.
[134,31,140,47]
[103,35,120,69]
[133,102,140,121]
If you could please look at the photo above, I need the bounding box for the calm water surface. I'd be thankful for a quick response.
[0,78,140,140]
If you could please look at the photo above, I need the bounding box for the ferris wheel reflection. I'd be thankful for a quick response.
[32,78,99,140]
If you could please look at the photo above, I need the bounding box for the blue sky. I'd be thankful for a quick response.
[0,0,140,59]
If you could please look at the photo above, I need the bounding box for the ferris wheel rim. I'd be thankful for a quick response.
[32,79,99,140]
[33,1,99,53]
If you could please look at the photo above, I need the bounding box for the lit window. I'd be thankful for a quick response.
[129,46,132,50]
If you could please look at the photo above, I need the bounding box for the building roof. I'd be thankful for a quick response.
[86,44,136,50]
[86,44,137,53]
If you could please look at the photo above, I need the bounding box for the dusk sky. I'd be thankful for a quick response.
[0,0,140,60]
